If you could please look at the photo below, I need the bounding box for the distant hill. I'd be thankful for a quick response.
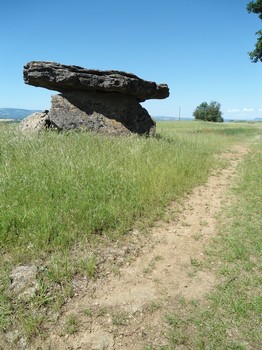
[153,116,193,121]
[0,108,40,120]
[154,116,262,123]
[1,110,260,123]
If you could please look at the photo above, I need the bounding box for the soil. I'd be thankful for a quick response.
[25,143,250,349]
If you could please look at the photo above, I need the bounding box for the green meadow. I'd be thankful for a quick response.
[0,121,261,342]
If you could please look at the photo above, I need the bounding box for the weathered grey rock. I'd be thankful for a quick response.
[48,91,155,136]
[76,331,114,350]
[9,265,39,301]
[24,61,169,102]
[19,111,59,133]
[23,61,169,136]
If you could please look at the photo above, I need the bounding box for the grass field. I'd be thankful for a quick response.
[0,120,260,342]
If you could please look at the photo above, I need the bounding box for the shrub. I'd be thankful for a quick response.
[193,101,224,122]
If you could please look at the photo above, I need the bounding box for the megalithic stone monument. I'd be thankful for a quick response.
[22,61,169,136]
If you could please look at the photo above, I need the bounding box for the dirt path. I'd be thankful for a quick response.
[34,143,250,350]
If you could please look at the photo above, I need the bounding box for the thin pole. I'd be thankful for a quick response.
[179,106,181,120]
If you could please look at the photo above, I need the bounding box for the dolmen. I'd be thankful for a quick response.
[21,61,169,136]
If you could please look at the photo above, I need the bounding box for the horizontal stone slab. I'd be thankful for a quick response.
[23,61,169,102]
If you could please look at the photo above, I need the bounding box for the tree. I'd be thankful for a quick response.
[247,0,262,62]
[193,101,224,123]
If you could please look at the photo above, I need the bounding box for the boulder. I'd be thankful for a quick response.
[23,61,170,136]
[9,265,39,301]
[19,111,59,133]
[48,91,155,136]
[75,331,114,350]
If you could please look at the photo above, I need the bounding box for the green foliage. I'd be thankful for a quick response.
[64,314,79,334]
[77,255,97,278]
[247,0,262,62]
[249,29,262,63]
[193,101,224,122]
[247,0,262,20]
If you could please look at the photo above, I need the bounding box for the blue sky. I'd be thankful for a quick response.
[1,0,261,119]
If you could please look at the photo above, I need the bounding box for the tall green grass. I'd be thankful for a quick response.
[0,121,259,260]
[0,122,245,257]
[0,121,259,340]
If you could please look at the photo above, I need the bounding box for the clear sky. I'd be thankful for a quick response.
[1,0,261,120]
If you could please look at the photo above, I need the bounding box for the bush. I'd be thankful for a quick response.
[193,101,224,122]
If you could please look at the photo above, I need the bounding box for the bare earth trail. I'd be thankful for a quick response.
[35,142,250,350]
